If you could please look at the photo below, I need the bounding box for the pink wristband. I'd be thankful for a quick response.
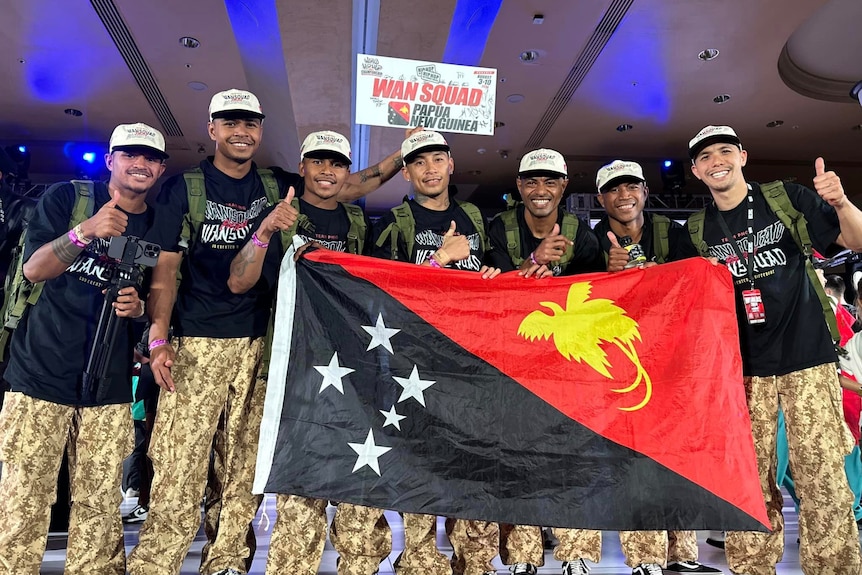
[251,232,269,249]
[428,257,442,269]
[68,228,87,249]
[148,338,168,352]
[529,251,539,266]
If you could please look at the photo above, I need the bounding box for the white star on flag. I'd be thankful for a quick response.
[348,429,392,475]
[314,352,354,394]
[361,313,400,354]
[394,365,436,407]
[379,405,407,430]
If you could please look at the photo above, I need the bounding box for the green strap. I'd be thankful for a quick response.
[558,213,578,268]
[181,169,206,250]
[456,201,487,252]
[686,209,710,257]
[342,203,367,255]
[651,214,671,264]
[498,205,577,268]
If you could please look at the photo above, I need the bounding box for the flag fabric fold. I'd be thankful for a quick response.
[254,249,768,531]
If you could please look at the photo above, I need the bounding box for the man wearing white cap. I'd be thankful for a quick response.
[686,125,862,575]
[129,89,417,575]
[0,122,167,573]
[226,130,387,575]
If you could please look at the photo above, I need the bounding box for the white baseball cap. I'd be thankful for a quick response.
[518,148,567,178]
[109,123,168,159]
[300,131,352,165]
[401,131,450,163]
[688,125,741,158]
[209,89,265,121]
[596,160,645,192]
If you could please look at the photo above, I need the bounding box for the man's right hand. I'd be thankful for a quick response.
[81,190,128,239]
[438,220,470,263]
[150,344,176,392]
[606,232,631,272]
[258,187,299,243]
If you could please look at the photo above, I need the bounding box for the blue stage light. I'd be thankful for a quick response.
[82,152,96,164]
[18,146,27,154]
[663,160,672,169]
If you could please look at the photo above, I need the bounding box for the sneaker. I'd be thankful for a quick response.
[122,504,148,524]
[511,564,537,575]
[704,530,724,550]
[632,564,662,575]
[562,560,590,575]
[665,561,723,573]
[208,570,243,575]
[121,487,140,500]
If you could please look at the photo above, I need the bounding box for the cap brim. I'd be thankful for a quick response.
[519,169,567,179]
[303,150,352,166]
[599,175,643,192]
[689,135,741,159]
[404,144,450,164]
[112,145,169,160]
[210,110,266,121]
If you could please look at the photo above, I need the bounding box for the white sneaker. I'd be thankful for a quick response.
[562,559,590,575]
[631,564,662,575]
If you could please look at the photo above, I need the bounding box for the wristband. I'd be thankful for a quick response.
[433,248,451,267]
[68,225,91,249]
[428,257,442,268]
[148,338,168,352]
[529,251,539,266]
[251,232,269,249]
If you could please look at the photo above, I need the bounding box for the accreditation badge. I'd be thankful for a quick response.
[741,289,766,325]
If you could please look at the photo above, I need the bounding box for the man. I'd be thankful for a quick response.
[484,148,603,575]
[373,130,500,575]
[0,123,166,573]
[128,89,414,575]
[226,130,387,575]
[594,159,720,575]
[686,125,862,575]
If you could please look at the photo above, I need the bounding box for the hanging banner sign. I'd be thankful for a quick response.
[356,54,497,136]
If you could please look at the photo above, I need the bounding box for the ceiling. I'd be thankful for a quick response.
[1,0,861,216]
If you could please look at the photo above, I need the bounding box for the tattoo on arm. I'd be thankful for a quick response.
[230,243,257,278]
[358,166,383,184]
[393,155,404,171]
[50,235,83,264]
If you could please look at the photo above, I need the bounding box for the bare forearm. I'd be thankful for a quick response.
[338,150,405,201]
[147,252,181,343]
[227,240,266,294]
[23,233,84,283]
[835,201,862,251]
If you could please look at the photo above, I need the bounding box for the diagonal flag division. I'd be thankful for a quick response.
[254,249,769,530]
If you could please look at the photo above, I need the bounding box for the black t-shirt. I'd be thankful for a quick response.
[594,212,699,263]
[486,205,604,275]
[148,159,292,338]
[372,199,487,271]
[689,182,840,376]
[4,182,156,406]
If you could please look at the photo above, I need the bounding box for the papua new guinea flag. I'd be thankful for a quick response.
[254,249,768,530]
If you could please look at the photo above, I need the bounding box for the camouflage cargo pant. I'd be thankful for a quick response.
[264,496,391,575]
[128,336,265,575]
[447,519,499,575]
[553,529,602,564]
[499,524,543,566]
[0,392,132,575]
[618,530,698,567]
[725,363,862,575]
[394,513,452,575]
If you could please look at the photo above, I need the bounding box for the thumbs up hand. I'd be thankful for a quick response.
[437,220,471,264]
[813,157,846,208]
[81,189,129,239]
[258,186,299,243]
[606,232,631,272]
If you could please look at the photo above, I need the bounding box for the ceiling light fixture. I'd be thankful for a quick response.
[698,49,719,61]
[616,124,633,132]
[179,36,200,48]
[519,50,539,63]
[713,94,731,104]
[188,81,208,91]
[494,121,505,128]
[532,14,544,24]
[766,120,784,128]
[64,108,83,117]
[506,94,525,103]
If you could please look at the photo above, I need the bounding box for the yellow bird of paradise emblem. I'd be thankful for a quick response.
[517,282,652,411]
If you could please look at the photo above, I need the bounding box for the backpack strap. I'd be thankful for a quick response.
[342,203,367,255]
[181,168,206,250]
[456,201,487,252]
[557,212,579,269]
[499,209,523,266]
[375,201,414,261]
[651,214,671,263]
[257,168,280,206]
[759,180,840,344]
[686,209,710,257]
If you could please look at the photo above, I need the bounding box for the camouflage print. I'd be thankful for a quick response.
[499,524,544,565]
[128,336,265,575]
[447,518,500,575]
[0,392,132,575]
[725,363,862,575]
[667,530,698,563]
[618,530,666,567]
[265,494,328,575]
[393,513,451,575]
[552,529,601,564]
[331,503,393,575]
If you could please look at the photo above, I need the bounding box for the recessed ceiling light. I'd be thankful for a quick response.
[188,81,208,91]
[616,124,633,132]
[519,50,539,63]
[766,120,784,128]
[713,94,731,104]
[64,108,83,117]
[698,49,720,61]
[18,58,25,64]
[507,94,525,103]
[499,77,506,83]
[494,121,505,128]
[477,148,487,154]
[179,36,200,48]
[532,14,544,24]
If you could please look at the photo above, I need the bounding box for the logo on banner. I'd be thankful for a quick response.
[388,102,410,126]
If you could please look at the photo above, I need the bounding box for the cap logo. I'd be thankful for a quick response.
[316,134,343,145]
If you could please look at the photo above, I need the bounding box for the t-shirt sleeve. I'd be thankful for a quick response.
[786,183,840,255]
[564,218,605,274]
[147,175,188,253]
[22,183,76,263]
[485,215,516,272]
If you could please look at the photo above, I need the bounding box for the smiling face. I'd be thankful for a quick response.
[597,179,647,226]
[208,117,262,165]
[690,142,748,197]
[402,150,453,199]
[299,155,350,207]
[106,149,166,195]
[516,175,567,219]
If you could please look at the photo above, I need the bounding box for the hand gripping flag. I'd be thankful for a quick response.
[254,249,769,530]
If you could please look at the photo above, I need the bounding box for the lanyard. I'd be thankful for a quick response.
[716,187,756,289]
